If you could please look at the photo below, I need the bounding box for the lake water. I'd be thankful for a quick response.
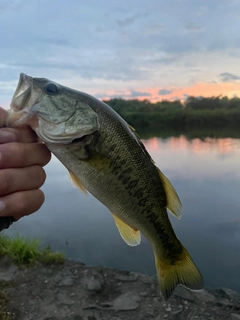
[5,134,240,293]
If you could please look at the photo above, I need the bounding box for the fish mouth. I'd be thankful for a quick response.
[7,73,40,127]
[11,73,33,111]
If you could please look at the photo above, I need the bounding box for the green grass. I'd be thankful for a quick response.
[0,234,64,265]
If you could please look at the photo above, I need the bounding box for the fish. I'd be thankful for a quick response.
[6,73,204,300]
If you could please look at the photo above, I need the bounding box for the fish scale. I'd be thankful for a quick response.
[6,73,204,300]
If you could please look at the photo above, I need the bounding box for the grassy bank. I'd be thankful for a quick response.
[0,234,65,319]
[0,234,64,265]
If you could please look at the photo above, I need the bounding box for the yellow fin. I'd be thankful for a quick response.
[154,246,204,300]
[68,170,88,196]
[157,168,182,219]
[112,214,141,246]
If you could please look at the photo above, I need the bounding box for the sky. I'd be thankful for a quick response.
[1,0,240,107]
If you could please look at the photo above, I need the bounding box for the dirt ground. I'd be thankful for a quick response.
[0,257,239,320]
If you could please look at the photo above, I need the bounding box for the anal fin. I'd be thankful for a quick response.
[68,170,88,196]
[112,213,141,246]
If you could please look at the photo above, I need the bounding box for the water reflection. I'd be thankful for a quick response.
[143,135,240,155]
[5,134,240,293]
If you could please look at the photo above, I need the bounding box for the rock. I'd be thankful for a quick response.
[214,288,231,299]
[54,270,75,287]
[223,288,240,300]
[139,291,148,297]
[115,272,138,282]
[57,292,75,305]
[194,289,216,302]
[173,286,194,301]
[86,278,102,292]
[38,267,54,276]
[171,306,183,316]
[215,298,234,308]
[58,276,74,287]
[0,263,18,281]
[2,256,240,320]
[112,292,141,310]
[140,275,151,284]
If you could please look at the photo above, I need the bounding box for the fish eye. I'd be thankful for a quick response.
[45,82,60,95]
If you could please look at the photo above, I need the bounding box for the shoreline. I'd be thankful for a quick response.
[1,257,240,320]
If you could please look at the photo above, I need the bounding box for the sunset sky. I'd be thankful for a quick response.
[1,0,240,107]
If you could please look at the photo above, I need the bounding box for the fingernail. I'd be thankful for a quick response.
[0,201,5,212]
[0,130,15,143]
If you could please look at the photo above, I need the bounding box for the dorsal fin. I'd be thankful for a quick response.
[68,170,88,196]
[112,213,141,246]
[157,168,182,219]
[128,124,155,164]
[128,124,181,218]
[128,124,141,139]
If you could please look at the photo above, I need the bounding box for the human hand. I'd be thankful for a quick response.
[0,107,51,221]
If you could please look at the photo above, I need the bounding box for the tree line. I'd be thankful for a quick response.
[103,96,240,131]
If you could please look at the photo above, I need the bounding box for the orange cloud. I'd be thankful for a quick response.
[100,81,240,102]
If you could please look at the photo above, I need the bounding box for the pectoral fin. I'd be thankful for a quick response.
[112,213,141,246]
[157,168,182,219]
[68,170,88,196]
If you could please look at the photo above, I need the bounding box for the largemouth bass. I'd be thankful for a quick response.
[6,73,203,300]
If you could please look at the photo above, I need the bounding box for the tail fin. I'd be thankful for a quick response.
[154,246,204,300]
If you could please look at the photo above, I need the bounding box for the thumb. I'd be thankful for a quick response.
[0,107,9,128]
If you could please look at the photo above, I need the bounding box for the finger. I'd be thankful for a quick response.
[0,126,39,144]
[0,142,51,169]
[0,166,46,197]
[0,189,45,220]
[0,107,8,127]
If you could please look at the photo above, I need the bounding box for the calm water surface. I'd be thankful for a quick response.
[6,135,240,292]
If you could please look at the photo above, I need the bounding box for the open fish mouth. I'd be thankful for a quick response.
[7,73,42,127]
[10,73,33,111]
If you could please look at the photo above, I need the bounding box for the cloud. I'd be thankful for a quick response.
[196,6,208,16]
[117,14,139,27]
[95,26,106,33]
[219,72,240,82]
[97,81,240,102]
[158,89,173,95]
[130,90,151,98]
[0,0,29,12]
[98,90,151,100]
[40,37,72,47]
[0,0,11,12]
[185,22,205,33]
[1,0,240,104]
[144,24,164,35]
[115,6,127,14]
